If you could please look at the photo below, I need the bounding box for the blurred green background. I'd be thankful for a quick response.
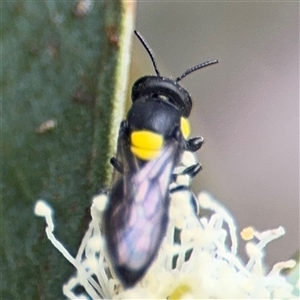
[2,1,124,298]
[135,2,299,267]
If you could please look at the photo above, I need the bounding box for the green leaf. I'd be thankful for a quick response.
[1,1,135,298]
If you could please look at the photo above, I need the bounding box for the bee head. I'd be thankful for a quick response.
[131,76,192,117]
[133,30,218,118]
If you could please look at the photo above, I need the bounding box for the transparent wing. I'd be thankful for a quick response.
[104,142,180,287]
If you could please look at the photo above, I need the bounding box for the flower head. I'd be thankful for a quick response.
[34,191,298,299]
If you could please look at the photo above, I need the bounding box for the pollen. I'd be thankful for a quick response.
[241,226,255,241]
[168,283,192,300]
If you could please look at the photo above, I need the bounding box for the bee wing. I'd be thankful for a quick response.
[104,142,181,287]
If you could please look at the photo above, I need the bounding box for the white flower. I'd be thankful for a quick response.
[34,191,298,299]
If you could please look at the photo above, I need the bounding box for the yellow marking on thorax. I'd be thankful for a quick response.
[130,130,164,160]
[180,117,190,139]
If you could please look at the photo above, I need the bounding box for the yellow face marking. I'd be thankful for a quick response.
[180,117,190,139]
[130,130,164,160]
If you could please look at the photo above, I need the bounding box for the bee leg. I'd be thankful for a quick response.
[186,136,204,152]
[119,120,129,134]
[110,157,124,174]
[171,163,201,185]
[182,163,202,178]
[171,163,202,190]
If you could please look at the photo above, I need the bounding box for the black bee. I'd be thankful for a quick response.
[103,30,217,287]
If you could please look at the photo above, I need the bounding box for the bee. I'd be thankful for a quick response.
[103,30,218,287]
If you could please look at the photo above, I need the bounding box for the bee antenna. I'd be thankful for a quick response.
[176,59,218,82]
[134,30,161,77]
